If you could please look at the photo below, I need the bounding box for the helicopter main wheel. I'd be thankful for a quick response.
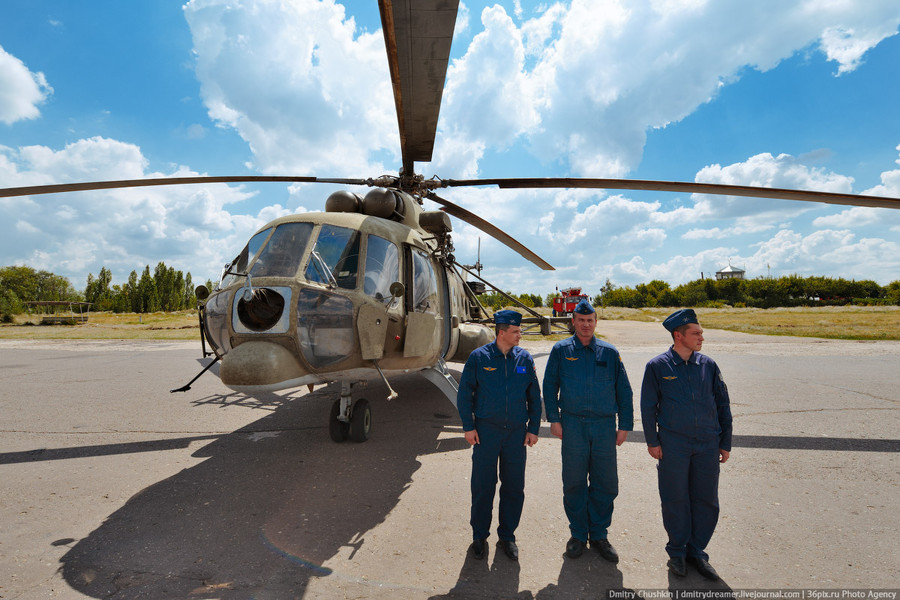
[349,398,372,443]
[329,399,350,442]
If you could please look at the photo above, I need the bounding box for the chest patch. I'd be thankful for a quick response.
[565,357,578,361]
[516,365,527,374]
[483,367,497,371]
[663,376,677,380]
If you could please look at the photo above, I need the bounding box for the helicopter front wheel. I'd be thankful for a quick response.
[328,384,372,443]
[329,399,350,442]
[349,398,372,443]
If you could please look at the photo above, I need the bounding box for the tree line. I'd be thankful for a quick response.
[4,264,898,323]
[1,263,210,320]
[478,275,900,313]
[84,263,205,313]
[0,266,80,320]
[594,275,900,309]
[477,291,545,310]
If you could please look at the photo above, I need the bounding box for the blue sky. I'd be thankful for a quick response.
[1,0,899,295]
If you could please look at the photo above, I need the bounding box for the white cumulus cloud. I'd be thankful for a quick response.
[434,0,900,178]
[183,0,395,176]
[0,45,52,124]
[0,138,274,284]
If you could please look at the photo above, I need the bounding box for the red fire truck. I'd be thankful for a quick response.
[552,287,589,317]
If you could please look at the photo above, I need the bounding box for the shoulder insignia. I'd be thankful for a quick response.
[565,357,578,361]
[663,376,677,380]
[483,367,497,371]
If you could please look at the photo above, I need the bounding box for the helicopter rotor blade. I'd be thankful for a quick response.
[379,0,459,176]
[426,192,554,271]
[443,178,900,210]
[0,176,369,199]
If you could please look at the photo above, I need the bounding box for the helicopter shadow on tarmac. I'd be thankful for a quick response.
[59,372,468,599]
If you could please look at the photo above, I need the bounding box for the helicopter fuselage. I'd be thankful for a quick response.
[200,189,494,395]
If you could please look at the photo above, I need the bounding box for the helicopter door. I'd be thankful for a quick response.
[357,234,402,360]
[403,246,443,359]
[436,259,453,358]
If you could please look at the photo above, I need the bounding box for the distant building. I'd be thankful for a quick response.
[715,263,745,280]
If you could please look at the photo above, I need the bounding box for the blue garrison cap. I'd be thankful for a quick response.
[573,298,595,315]
[663,308,698,332]
[494,309,523,326]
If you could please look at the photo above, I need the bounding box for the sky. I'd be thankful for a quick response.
[1,0,900,296]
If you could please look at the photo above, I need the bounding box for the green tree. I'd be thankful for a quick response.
[138,266,159,313]
[0,266,79,316]
[546,291,560,308]
[718,278,743,306]
[0,288,23,321]
[109,284,129,312]
[514,293,542,308]
[603,286,643,308]
[183,272,196,308]
[126,270,140,312]
[515,294,534,308]
[85,266,113,310]
[672,279,708,307]
[886,281,900,305]
[153,262,175,311]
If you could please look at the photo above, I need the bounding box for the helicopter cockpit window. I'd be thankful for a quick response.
[304,225,361,289]
[250,222,314,277]
[412,248,439,314]
[364,235,400,303]
[221,227,273,287]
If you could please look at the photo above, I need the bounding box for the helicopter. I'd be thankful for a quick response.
[2,0,899,444]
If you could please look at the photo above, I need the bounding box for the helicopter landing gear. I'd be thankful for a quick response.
[329,399,350,442]
[328,381,371,443]
[349,398,372,443]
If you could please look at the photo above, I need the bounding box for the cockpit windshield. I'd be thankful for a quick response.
[250,222,315,277]
[304,225,360,290]
[220,227,273,287]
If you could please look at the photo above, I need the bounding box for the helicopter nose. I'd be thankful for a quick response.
[220,341,310,391]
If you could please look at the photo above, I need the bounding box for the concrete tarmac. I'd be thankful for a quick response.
[1,323,898,599]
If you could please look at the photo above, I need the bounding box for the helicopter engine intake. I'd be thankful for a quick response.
[236,287,286,332]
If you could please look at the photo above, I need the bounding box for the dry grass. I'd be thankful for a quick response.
[2,305,898,341]
[601,305,900,341]
[0,311,202,340]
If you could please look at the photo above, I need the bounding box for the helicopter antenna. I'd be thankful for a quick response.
[462,237,483,278]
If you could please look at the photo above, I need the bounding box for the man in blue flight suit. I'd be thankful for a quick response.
[641,309,733,580]
[543,298,633,562]
[457,309,542,562]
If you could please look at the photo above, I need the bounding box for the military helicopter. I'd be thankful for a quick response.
[2,0,899,444]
